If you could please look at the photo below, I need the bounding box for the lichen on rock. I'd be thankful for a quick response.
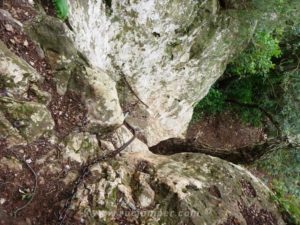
[70,152,285,225]
[0,1,290,224]
[0,41,41,99]
[67,0,257,146]
[0,97,54,142]
[63,132,101,163]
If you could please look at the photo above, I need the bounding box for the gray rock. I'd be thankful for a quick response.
[69,152,285,225]
[67,0,256,146]
[63,132,101,164]
[0,111,26,147]
[0,97,54,142]
[25,15,77,59]
[83,67,124,131]
[0,41,42,99]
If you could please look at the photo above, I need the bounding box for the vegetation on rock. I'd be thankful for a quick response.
[193,16,300,225]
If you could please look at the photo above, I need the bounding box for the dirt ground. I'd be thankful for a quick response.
[0,1,87,224]
[150,112,266,163]
[187,112,265,150]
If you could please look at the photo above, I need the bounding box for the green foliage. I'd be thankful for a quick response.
[53,0,69,21]
[227,31,281,76]
[256,147,300,198]
[271,180,300,225]
[192,30,282,126]
[192,88,225,121]
[279,71,300,137]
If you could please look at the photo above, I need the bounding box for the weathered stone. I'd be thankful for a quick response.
[0,41,41,99]
[50,60,124,131]
[0,156,23,171]
[0,112,26,147]
[109,125,149,153]
[63,132,101,164]
[25,15,77,59]
[67,0,256,146]
[135,172,155,208]
[0,97,54,142]
[0,1,289,224]
[0,9,23,28]
[70,152,285,225]
[27,84,51,105]
[83,67,124,131]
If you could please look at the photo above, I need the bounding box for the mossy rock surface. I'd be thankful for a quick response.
[0,97,54,142]
[69,152,285,225]
[0,41,41,99]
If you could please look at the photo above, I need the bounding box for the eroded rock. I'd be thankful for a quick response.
[82,67,124,131]
[0,1,288,224]
[25,15,77,59]
[63,132,101,164]
[0,111,26,147]
[0,97,54,142]
[69,152,284,225]
[67,0,256,146]
[0,40,41,99]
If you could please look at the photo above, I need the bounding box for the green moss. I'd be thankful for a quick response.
[25,16,77,58]
[0,98,54,142]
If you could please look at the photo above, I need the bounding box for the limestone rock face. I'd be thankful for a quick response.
[27,15,125,131]
[0,42,54,144]
[67,0,255,146]
[0,112,26,147]
[82,67,124,131]
[0,97,54,142]
[0,41,41,99]
[0,2,287,225]
[70,152,285,225]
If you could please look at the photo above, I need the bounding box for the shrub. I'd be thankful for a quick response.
[271,180,300,225]
[192,30,282,126]
[192,88,225,121]
[227,31,281,76]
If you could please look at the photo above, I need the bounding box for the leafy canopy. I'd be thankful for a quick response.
[192,30,282,126]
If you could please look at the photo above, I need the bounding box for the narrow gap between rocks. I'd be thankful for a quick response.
[150,113,269,164]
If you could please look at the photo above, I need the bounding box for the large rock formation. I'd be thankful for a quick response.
[70,151,285,225]
[67,0,256,146]
[0,0,286,224]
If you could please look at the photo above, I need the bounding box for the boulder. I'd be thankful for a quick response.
[0,41,41,99]
[0,97,54,142]
[69,152,285,225]
[67,0,256,146]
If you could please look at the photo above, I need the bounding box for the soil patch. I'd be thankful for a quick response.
[150,112,266,163]
[0,2,88,224]
[187,112,265,150]
[1,1,88,138]
[2,0,36,23]
[49,90,87,138]
[0,139,79,225]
